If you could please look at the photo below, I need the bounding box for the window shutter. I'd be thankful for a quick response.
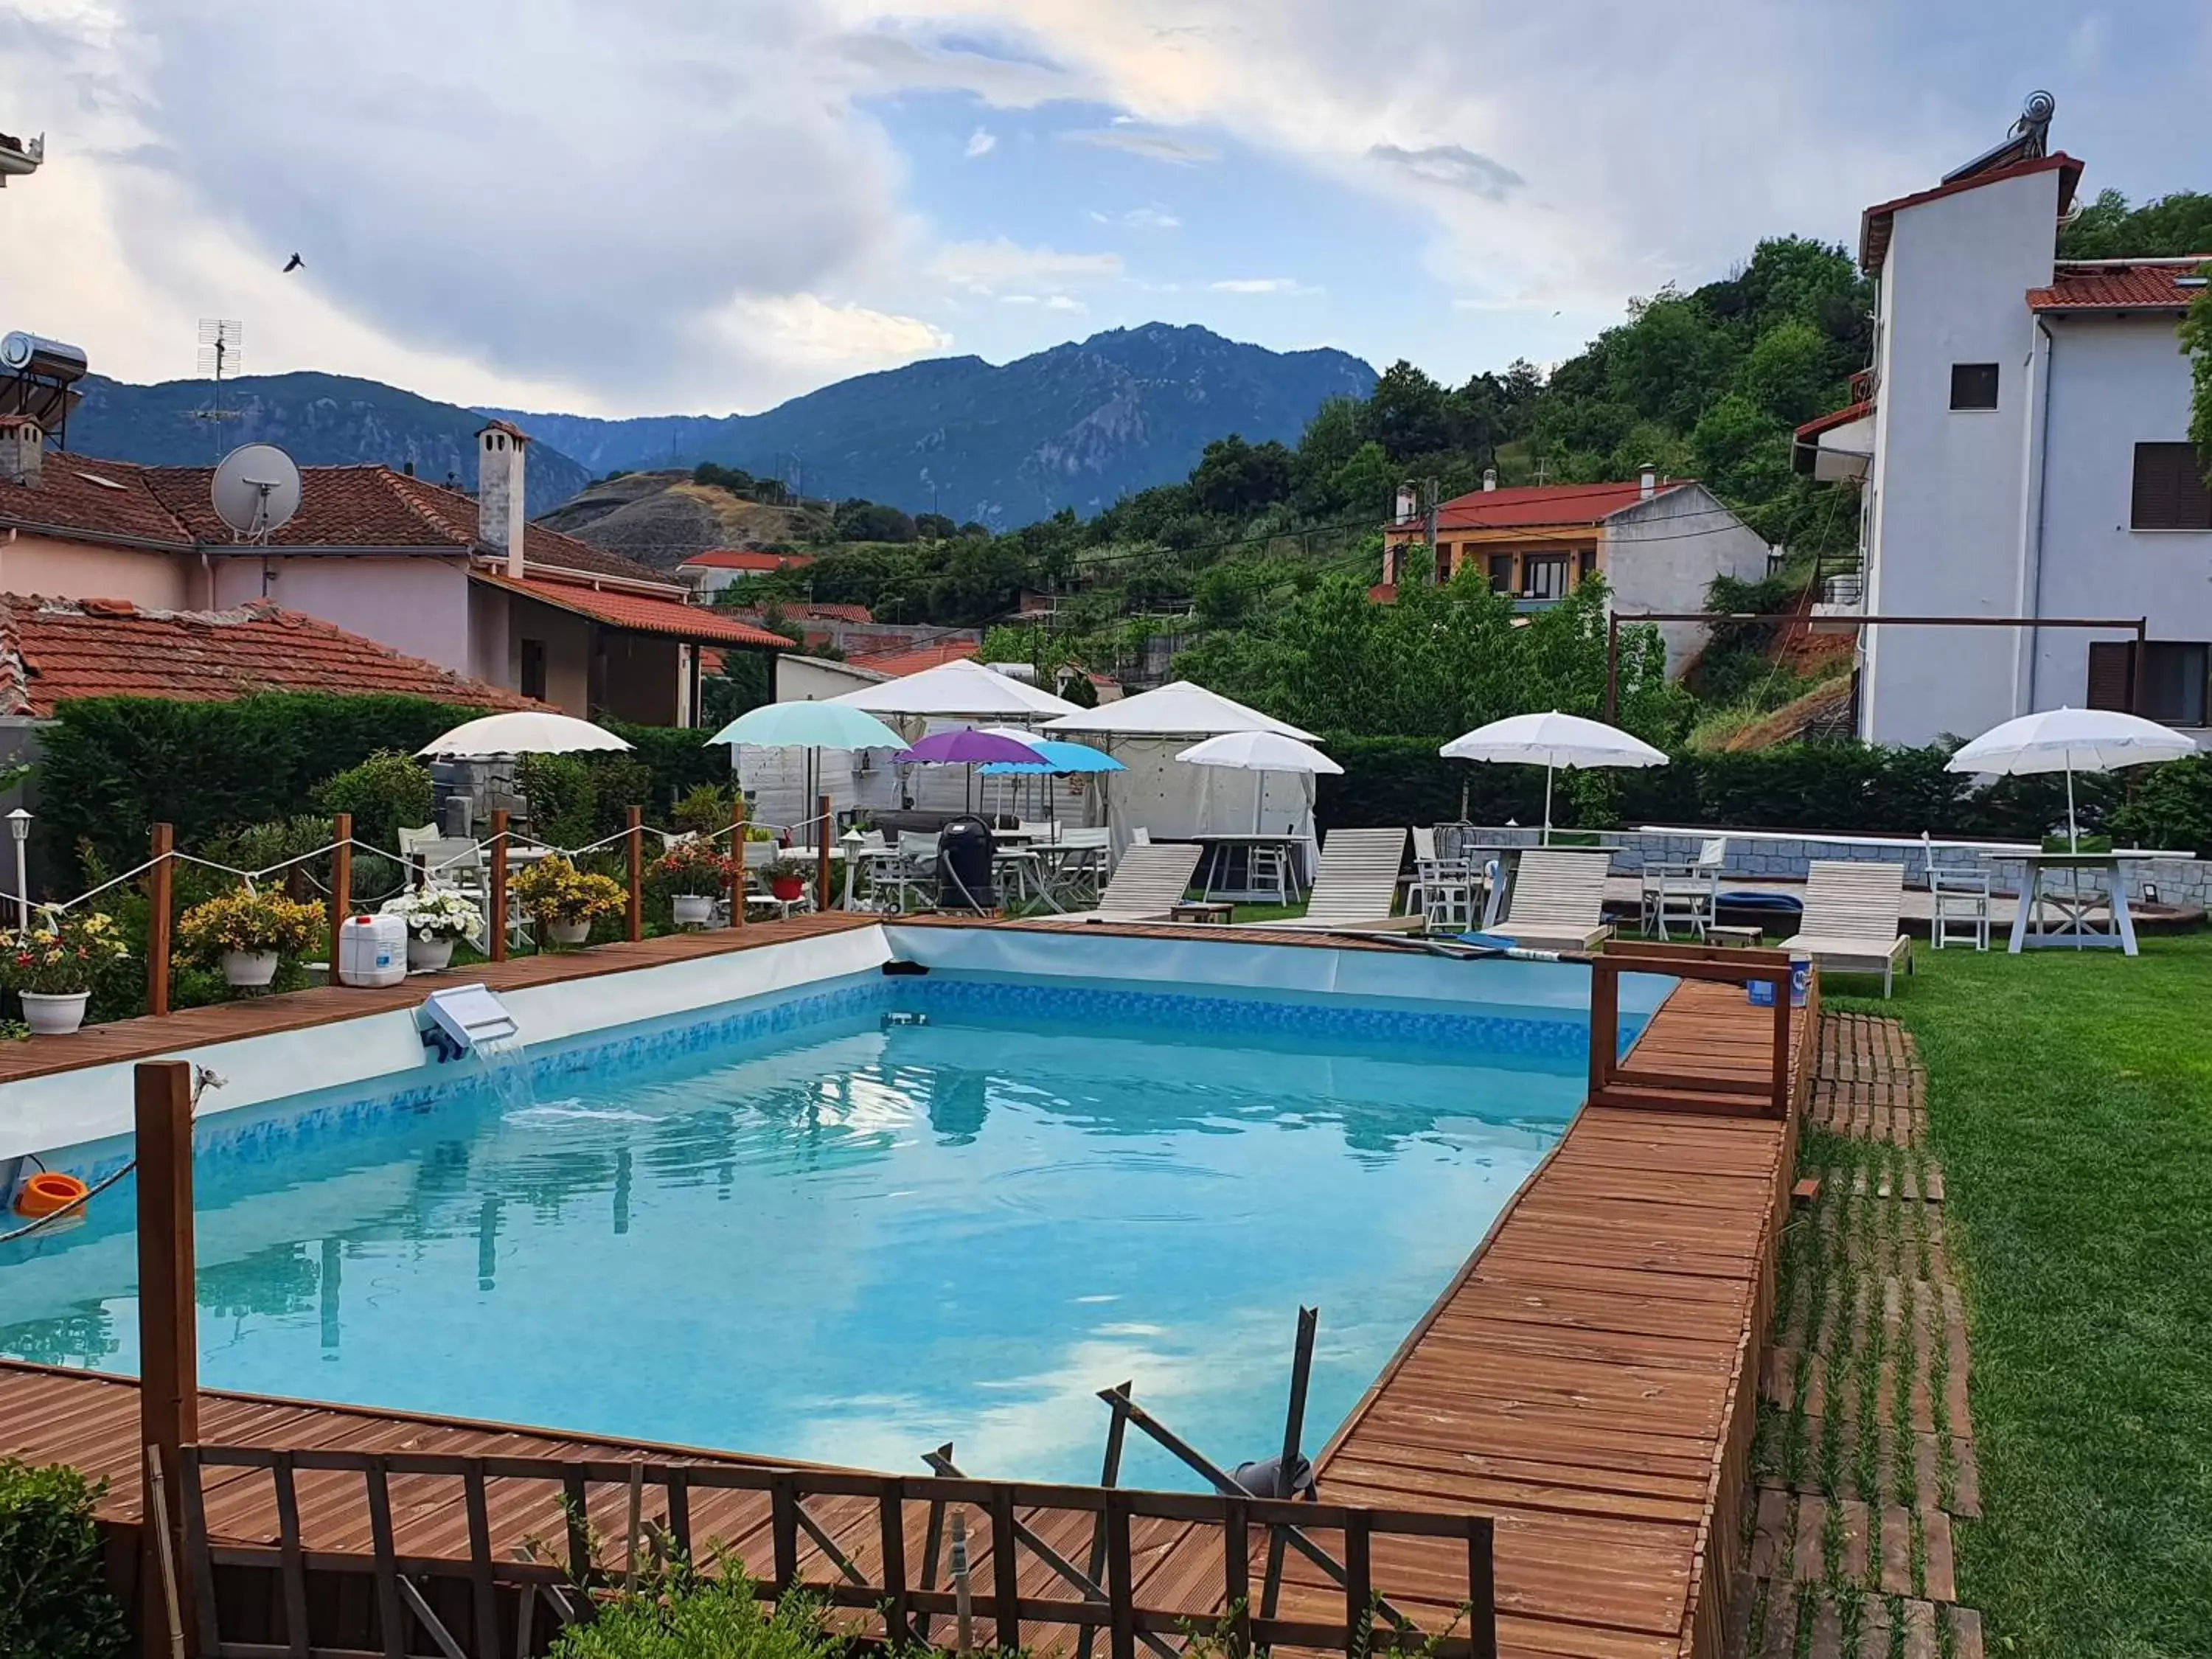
[2085,641,2135,711]
[2132,443,2212,530]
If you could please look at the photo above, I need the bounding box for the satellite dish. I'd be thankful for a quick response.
[210,442,302,542]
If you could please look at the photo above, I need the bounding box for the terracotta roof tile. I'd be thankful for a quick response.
[846,640,979,676]
[1386,479,1694,533]
[471,574,791,647]
[2027,260,2209,313]
[1860,152,2082,273]
[678,549,814,571]
[0,594,532,717]
[1794,400,1875,442]
[0,455,193,544]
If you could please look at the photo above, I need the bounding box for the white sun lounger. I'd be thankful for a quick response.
[1253,827,1422,933]
[1044,841,1205,924]
[1780,860,1915,997]
[1493,849,1615,952]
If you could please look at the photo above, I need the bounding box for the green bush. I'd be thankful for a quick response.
[39,692,483,883]
[311,751,434,849]
[0,1458,128,1659]
[549,1563,834,1659]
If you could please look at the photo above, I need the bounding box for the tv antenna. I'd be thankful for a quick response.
[193,319,245,434]
[210,442,302,544]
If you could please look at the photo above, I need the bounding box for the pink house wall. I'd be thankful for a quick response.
[206,555,476,672]
[0,531,192,608]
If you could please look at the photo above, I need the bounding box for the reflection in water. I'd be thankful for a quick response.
[0,1002,1583,1483]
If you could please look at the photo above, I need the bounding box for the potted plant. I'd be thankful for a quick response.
[510,855,625,947]
[766,856,812,904]
[650,839,737,927]
[0,908,130,1034]
[177,887,327,990]
[380,884,482,972]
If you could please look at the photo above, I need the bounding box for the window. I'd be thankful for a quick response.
[520,638,547,702]
[2087,639,2211,725]
[2130,443,2212,530]
[1576,547,1598,584]
[1487,553,1514,594]
[1435,543,1454,582]
[1950,363,1999,410]
[1523,554,1569,602]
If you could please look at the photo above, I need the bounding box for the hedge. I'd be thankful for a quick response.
[0,1458,128,1659]
[1315,736,2212,854]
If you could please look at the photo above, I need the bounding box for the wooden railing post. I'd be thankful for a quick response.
[136,1060,197,1658]
[329,811,352,986]
[1770,982,1792,1119]
[1587,955,1619,1102]
[816,791,833,913]
[626,805,644,942]
[728,794,747,930]
[489,809,509,963]
[147,822,173,1018]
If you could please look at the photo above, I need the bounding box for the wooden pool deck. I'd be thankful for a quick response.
[0,928,1809,1659]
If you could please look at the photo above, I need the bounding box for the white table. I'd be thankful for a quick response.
[1990,851,2139,956]
[1190,833,1314,903]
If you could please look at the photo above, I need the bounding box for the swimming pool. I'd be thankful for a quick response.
[0,942,1653,1486]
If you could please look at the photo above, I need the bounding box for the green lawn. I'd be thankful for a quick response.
[1832,935,2212,1658]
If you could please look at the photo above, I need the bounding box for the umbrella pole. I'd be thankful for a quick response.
[2065,763,2079,854]
[1543,763,1554,847]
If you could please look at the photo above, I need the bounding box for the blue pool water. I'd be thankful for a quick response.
[0,974,1593,1485]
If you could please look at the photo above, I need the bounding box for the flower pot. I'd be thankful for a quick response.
[672,894,716,927]
[222,950,280,989]
[770,877,807,902]
[546,918,591,947]
[408,935,457,973]
[19,990,89,1036]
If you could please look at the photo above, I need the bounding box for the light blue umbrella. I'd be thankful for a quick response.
[975,740,1126,776]
[705,702,906,751]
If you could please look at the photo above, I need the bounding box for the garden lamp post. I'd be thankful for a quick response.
[841,826,865,911]
[7,808,29,930]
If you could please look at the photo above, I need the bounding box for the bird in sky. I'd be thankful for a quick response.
[282,252,303,273]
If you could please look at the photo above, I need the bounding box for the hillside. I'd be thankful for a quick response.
[538,471,830,570]
[486,324,1377,524]
[65,372,591,517]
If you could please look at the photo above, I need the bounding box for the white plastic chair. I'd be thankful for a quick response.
[1928,865,1992,951]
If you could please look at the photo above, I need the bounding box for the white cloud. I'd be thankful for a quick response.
[1089,204,1182,230]
[1208,276,1319,295]
[1061,126,1218,164]
[1368,142,1523,201]
[929,237,1124,295]
[964,126,997,158]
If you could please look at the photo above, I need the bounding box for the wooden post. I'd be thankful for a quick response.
[728,794,747,930]
[626,806,644,942]
[136,1060,198,1658]
[1587,956,1619,1102]
[1770,979,1792,1119]
[816,792,832,914]
[329,811,352,986]
[489,809,509,963]
[147,823,173,1018]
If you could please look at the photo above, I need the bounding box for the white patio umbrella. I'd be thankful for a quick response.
[418,710,633,757]
[1175,731,1342,831]
[1439,710,1667,844]
[1945,706,2196,852]
[830,658,1081,719]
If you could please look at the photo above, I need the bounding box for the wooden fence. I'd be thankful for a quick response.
[177,1444,1496,1659]
[1587,941,1795,1117]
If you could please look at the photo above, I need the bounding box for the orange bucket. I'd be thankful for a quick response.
[13,1171,88,1219]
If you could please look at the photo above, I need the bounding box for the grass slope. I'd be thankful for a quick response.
[1837,937,2212,1657]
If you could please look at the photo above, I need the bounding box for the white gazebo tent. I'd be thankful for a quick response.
[1043,681,1323,856]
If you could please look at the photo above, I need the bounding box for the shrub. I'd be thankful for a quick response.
[0,1457,128,1659]
[549,1562,832,1659]
[2110,754,2212,855]
[510,856,626,929]
[671,782,737,836]
[311,751,434,849]
[177,888,327,961]
[648,840,739,897]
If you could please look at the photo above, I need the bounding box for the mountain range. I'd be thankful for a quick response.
[57,324,1375,529]
[484,324,1376,524]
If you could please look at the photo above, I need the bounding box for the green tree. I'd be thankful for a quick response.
[1739,319,1835,425]
[1189,434,1294,515]
[2058,189,2212,259]
[2184,274,2212,484]
[1362,360,1453,462]
[1691,394,1792,503]
[831,498,917,543]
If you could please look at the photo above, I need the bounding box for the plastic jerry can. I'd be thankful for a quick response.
[338,913,408,988]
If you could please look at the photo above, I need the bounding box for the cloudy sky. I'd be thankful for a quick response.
[4,1,2208,418]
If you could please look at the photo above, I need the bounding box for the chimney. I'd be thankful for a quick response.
[0,415,42,487]
[1481,467,1497,493]
[1394,481,1416,526]
[476,420,529,579]
[1639,463,1656,501]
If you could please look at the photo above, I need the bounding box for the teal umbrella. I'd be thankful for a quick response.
[706,701,907,855]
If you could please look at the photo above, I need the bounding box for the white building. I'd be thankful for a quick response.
[1800,125,2212,745]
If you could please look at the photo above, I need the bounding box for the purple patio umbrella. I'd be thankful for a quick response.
[892,729,1047,812]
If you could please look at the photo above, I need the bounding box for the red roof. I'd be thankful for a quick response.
[471,574,790,648]
[1794,400,1875,442]
[678,549,814,572]
[0,594,533,717]
[2027,260,2210,313]
[848,641,979,676]
[1859,153,2082,273]
[731,601,873,626]
[0,451,676,589]
[1387,479,1694,534]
